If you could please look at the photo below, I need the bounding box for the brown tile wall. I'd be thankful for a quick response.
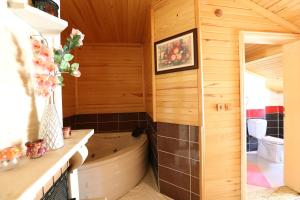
[157,122,200,200]
[63,112,147,133]
[145,114,158,182]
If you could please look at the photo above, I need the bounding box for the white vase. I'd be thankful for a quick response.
[39,93,64,150]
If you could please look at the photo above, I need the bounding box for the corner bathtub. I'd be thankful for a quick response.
[78,132,148,200]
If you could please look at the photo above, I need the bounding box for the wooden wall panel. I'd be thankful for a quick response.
[75,44,145,114]
[153,0,199,126]
[61,27,76,118]
[143,6,156,120]
[200,0,289,199]
[153,0,196,41]
[62,76,76,117]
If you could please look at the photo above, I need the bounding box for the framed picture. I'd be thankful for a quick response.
[154,28,198,75]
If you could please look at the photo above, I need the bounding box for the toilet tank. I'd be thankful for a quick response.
[247,119,267,139]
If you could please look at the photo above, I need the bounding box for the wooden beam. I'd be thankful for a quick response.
[239,0,300,34]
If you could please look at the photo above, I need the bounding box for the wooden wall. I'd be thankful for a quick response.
[60,0,294,198]
[199,0,288,199]
[153,0,200,126]
[62,76,76,117]
[71,43,145,114]
[143,6,156,120]
[61,28,77,118]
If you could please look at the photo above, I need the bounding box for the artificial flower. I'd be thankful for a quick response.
[39,47,52,58]
[31,39,42,51]
[72,70,81,78]
[70,28,85,46]
[31,29,84,97]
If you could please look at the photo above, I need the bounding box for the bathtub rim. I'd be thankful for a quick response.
[79,132,148,170]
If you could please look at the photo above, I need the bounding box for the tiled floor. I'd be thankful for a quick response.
[247,151,284,187]
[247,185,300,200]
[247,152,300,200]
[120,166,172,200]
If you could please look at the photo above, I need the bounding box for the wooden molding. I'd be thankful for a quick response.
[239,0,300,34]
[239,32,247,200]
[241,31,300,45]
[194,0,205,199]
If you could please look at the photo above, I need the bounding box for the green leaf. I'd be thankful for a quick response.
[54,54,62,64]
[69,40,79,50]
[64,54,74,62]
[71,63,79,71]
[59,60,70,71]
[63,44,69,52]
[57,76,64,85]
[72,35,80,41]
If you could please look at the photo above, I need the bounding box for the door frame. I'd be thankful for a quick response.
[239,31,300,200]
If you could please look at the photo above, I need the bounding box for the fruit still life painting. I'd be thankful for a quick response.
[155,29,198,74]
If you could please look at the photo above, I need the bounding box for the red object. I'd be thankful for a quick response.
[25,139,46,159]
[62,127,72,139]
[247,106,284,119]
[265,106,284,114]
[247,109,265,118]
[0,146,22,162]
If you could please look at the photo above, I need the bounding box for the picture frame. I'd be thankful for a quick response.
[154,28,198,75]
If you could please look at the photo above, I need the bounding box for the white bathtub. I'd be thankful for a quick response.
[78,132,148,200]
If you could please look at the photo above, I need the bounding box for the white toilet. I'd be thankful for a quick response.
[247,119,284,163]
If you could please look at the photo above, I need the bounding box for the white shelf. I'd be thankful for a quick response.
[0,129,94,200]
[8,1,68,34]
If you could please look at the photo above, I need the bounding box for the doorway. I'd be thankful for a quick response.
[239,31,300,200]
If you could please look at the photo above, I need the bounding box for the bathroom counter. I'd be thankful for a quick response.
[0,129,94,200]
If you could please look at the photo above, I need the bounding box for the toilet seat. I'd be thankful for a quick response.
[262,136,284,145]
[258,136,284,163]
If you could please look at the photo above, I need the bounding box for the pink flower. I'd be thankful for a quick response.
[70,28,85,46]
[44,61,56,73]
[31,39,42,51]
[171,54,176,61]
[33,57,44,67]
[48,76,58,88]
[35,74,47,86]
[39,47,52,59]
[72,70,81,77]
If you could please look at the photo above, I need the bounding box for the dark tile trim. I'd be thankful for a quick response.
[64,112,147,133]
[157,121,200,199]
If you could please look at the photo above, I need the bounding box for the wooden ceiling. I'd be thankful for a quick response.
[61,0,151,43]
[245,46,283,93]
[250,0,300,28]
[60,0,300,43]
[246,53,283,80]
[245,44,282,62]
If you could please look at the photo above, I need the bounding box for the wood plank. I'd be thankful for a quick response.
[153,0,196,41]
[61,0,151,43]
[75,44,145,114]
[238,0,300,33]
